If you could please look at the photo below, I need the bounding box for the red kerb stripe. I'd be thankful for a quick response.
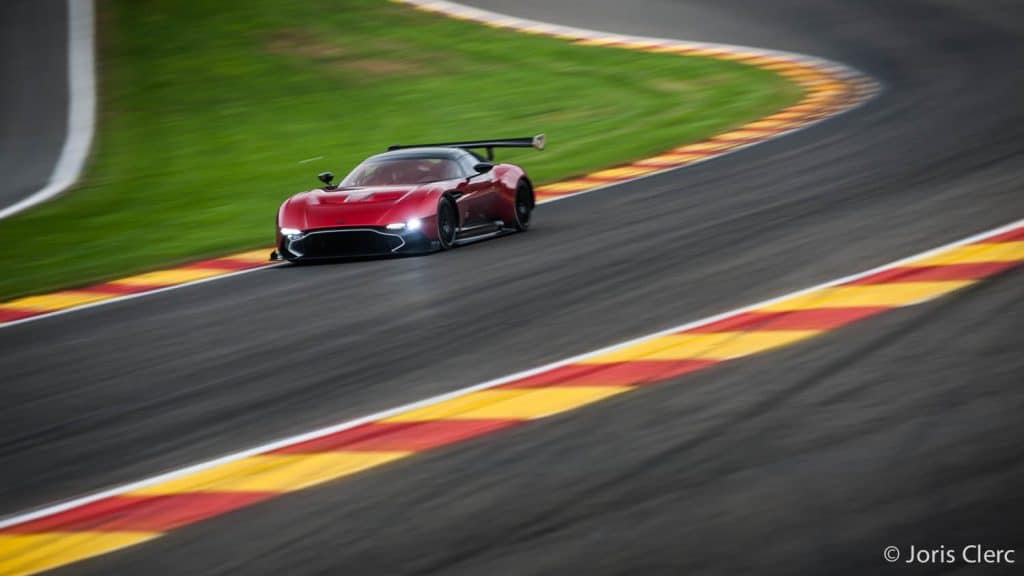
[846,263,1017,285]
[684,308,888,332]
[0,309,44,323]
[1,492,275,533]
[500,360,716,388]
[182,258,262,271]
[272,419,520,453]
[77,283,162,295]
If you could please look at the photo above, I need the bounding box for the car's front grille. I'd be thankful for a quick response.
[297,229,403,258]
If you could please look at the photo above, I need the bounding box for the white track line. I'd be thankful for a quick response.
[1,216,1021,529]
[0,0,95,220]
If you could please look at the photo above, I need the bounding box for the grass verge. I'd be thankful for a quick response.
[0,0,802,300]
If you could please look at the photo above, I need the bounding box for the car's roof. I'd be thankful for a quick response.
[364,147,473,162]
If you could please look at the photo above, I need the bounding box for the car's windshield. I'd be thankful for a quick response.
[341,158,462,186]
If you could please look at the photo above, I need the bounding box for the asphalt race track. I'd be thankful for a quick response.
[3,0,1024,573]
[0,0,69,212]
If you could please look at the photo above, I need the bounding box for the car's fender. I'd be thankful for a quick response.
[275,194,312,246]
[491,164,529,225]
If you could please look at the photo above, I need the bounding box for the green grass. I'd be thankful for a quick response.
[0,0,801,300]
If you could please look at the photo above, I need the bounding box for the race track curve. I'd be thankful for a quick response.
[1,0,1022,573]
[0,0,70,214]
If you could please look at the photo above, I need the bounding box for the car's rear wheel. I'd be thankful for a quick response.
[513,178,534,232]
[437,195,458,249]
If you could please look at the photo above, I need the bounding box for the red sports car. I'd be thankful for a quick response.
[272,135,544,262]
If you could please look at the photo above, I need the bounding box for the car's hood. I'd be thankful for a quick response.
[287,183,446,229]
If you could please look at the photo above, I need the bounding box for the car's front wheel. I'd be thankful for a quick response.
[437,195,458,249]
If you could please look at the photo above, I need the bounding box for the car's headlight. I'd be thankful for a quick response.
[280,227,302,237]
[386,218,423,231]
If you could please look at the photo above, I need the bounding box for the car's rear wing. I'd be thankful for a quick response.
[388,134,545,160]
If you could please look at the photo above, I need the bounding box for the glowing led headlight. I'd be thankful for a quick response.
[387,218,422,231]
[280,227,302,236]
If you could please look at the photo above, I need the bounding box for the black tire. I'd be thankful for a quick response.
[437,195,458,250]
[513,178,534,232]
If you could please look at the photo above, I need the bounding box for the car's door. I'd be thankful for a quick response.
[453,154,499,226]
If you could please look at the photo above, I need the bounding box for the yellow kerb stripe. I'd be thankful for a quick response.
[645,45,694,54]
[811,81,849,92]
[482,18,519,29]
[2,290,114,312]
[222,248,276,264]
[110,268,228,287]
[761,111,810,122]
[588,166,660,179]
[759,61,808,72]
[720,52,767,60]
[735,55,788,66]
[685,48,742,59]
[713,130,769,141]
[619,41,668,51]
[673,141,733,153]
[383,386,630,422]
[636,153,706,166]
[580,330,819,363]
[0,532,158,576]
[906,242,1024,266]
[536,180,594,194]
[132,452,409,495]
[742,119,798,130]
[759,282,973,312]
[574,37,622,47]
[782,69,829,81]
[518,25,553,35]
[548,31,584,41]
[782,102,823,112]
[803,91,840,102]
[686,48,741,58]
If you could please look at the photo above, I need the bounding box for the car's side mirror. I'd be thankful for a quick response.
[473,162,494,174]
[318,171,335,189]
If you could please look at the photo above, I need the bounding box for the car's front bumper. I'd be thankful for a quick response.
[277,227,436,261]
